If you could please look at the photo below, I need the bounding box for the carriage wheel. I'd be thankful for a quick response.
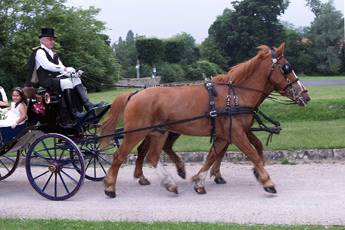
[0,150,20,181]
[25,133,85,201]
[78,126,118,181]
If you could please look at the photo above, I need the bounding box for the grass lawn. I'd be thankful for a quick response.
[0,219,343,230]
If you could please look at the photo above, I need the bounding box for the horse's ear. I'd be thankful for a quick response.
[276,42,285,56]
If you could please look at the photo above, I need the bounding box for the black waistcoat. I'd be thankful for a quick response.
[26,47,61,91]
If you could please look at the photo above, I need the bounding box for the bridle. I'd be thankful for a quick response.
[268,49,308,101]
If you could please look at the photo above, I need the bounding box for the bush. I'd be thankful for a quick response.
[184,60,223,81]
[158,63,185,83]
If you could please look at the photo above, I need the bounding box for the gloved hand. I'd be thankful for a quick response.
[65,67,76,73]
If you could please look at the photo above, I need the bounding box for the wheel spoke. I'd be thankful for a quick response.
[99,160,107,174]
[60,169,78,184]
[0,159,10,172]
[41,140,54,159]
[85,156,94,170]
[33,170,50,180]
[58,171,70,194]
[41,172,54,192]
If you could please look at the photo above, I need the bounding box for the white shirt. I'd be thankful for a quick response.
[35,44,65,73]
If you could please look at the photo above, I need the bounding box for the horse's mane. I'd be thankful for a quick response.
[213,45,271,83]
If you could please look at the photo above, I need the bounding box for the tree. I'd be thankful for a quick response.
[306,1,344,74]
[113,30,138,78]
[0,0,120,91]
[136,38,164,66]
[207,0,289,67]
[163,33,199,64]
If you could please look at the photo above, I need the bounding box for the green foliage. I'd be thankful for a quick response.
[208,0,288,67]
[306,2,344,75]
[113,30,138,78]
[199,37,228,70]
[136,38,164,66]
[158,63,185,83]
[184,60,223,81]
[0,0,120,91]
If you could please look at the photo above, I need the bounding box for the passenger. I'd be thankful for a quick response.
[26,28,102,119]
[0,87,27,128]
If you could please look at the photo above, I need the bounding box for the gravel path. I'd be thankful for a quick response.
[1,163,345,225]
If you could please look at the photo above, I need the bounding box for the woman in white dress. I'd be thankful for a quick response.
[0,87,27,128]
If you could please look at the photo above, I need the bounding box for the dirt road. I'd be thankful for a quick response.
[1,163,345,225]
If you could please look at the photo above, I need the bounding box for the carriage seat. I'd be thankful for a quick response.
[0,122,28,146]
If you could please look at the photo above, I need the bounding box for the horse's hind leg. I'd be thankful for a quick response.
[134,136,151,185]
[192,138,229,194]
[104,132,148,198]
[145,132,178,194]
[162,133,185,179]
[234,131,276,194]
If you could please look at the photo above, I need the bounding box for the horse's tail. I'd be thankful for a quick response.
[100,91,133,148]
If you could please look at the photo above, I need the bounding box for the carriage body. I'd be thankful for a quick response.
[0,85,118,200]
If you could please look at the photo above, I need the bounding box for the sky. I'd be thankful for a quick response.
[66,0,344,44]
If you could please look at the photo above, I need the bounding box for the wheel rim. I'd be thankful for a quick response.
[0,150,20,181]
[25,133,85,200]
[79,126,116,181]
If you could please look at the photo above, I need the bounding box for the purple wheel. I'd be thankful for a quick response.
[0,150,20,181]
[25,133,85,200]
[78,125,116,181]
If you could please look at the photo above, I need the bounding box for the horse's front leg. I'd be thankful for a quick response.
[210,131,264,184]
[104,132,148,198]
[247,131,265,181]
[192,138,228,194]
[145,132,178,194]
[210,145,228,184]
[234,131,276,194]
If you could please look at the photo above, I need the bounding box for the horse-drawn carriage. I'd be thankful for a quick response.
[0,71,121,200]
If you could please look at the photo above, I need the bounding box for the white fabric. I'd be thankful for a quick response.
[65,67,75,73]
[0,87,8,102]
[35,44,65,73]
[0,102,26,127]
[60,78,82,90]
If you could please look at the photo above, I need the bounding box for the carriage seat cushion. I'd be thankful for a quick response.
[0,122,28,144]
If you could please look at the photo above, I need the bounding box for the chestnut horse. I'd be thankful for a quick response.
[101,43,310,198]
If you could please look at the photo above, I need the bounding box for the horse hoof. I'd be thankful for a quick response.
[264,186,277,194]
[167,186,178,194]
[138,177,151,186]
[194,187,207,194]
[177,169,186,179]
[253,168,259,181]
[214,176,227,184]
[104,190,116,198]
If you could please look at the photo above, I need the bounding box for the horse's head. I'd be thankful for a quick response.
[268,43,311,106]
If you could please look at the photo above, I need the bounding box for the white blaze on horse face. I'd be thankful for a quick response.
[155,161,176,188]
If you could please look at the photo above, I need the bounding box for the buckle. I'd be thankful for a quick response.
[209,110,217,118]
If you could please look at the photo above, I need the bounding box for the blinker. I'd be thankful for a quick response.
[281,63,292,75]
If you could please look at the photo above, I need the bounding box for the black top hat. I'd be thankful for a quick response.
[39,28,56,38]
